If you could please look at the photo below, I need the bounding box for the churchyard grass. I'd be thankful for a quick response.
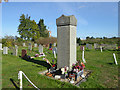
[2,46,119,88]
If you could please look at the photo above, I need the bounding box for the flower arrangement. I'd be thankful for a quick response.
[72,61,85,73]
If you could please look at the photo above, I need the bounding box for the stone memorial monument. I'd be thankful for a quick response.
[56,15,77,69]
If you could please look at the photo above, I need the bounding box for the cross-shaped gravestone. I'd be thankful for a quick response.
[39,44,43,54]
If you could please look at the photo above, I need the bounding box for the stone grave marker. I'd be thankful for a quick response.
[22,49,27,58]
[80,46,84,50]
[52,47,57,54]
[0,43,2,50]
[28,43,32,50]
[13,47,18,56]
[54,43,56,47]
[3,47,8,54]
[104,44,117,50]
[23,43,25,47]
[56,15,77,69]
[39,44,43,54]
[88,44,92,49]
[34,43,37,47]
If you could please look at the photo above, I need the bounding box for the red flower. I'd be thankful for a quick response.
[52,64,55,67]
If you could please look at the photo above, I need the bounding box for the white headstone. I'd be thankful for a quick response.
[34,43,37,47]
[100,46,102,52]
[3,47,8,54]
[23,43,25,47]
[54,43,56,47]
[39,45,43,54]
[0,43,2,50]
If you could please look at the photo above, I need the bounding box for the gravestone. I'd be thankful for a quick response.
[28,43,32,50]
[34,43,37,47]
[52,47,57,54]
[80,46,84,50]
[94,43,97,49]
[103,44,117,50]
[39,44,43,54]
[3,47,8,54]
[56,15,77,69]
[86,44,92,49]
[22,49,27,58]
[23,43,25,47]
[0,43,2,50]
[54,43,56,47]
[13,47,18,56]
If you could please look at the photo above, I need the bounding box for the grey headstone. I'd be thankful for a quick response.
[56,15,77,69]
[13,48,18,56]
[86,44,92,49]
[3,47,8,54]
[39,44,43,54]
[52,47,57,54]
[28,43,32,50]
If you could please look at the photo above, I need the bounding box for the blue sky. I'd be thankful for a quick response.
[2,2,118,39]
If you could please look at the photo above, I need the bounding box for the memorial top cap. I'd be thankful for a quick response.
[56,14,77,26]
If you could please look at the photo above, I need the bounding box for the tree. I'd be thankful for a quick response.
[86,36,90,40]
[77,37,82,45]
[18,14,40,41]
[38,19,49,37]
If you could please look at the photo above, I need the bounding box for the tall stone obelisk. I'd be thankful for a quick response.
[56,15,77,69]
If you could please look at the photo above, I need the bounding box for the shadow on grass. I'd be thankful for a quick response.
[21,55,51,70]
[107,63,114,65]
[10,78,19,89]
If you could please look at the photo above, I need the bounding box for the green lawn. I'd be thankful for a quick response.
[2,46,119,89]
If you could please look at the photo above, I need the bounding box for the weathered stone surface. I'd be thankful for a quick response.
[56,15,77,69]
[3,47,8,54]
[56,15,77,26]
[39,44,43,53]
